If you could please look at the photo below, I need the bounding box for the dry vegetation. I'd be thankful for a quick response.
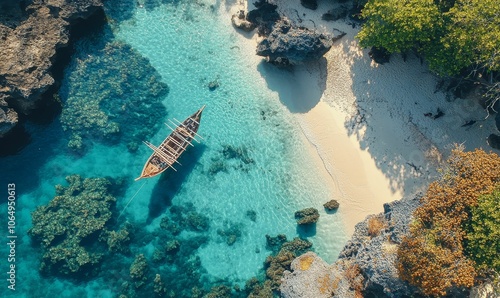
[397,148,500,296]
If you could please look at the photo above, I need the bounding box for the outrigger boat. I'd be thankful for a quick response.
[135,106,205,181]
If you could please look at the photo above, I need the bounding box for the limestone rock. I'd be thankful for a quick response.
[0,0,103,137]
[256,19,333,65]
[323,199,339,211]
[231,10,256,32]
[0,97,18,137]
[295,207,319,225]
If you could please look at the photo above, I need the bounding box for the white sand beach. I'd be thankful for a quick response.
[228,0,498,235]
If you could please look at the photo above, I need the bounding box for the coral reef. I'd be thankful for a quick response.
[217,222,243,246]
[130,254,149,288]
[28,175,118,276]
[0,0,103,136]
[60,39,168,152]
[204,285,232,298]
[295,207,320,225]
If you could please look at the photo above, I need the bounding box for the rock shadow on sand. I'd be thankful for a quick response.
[257,58,327,113]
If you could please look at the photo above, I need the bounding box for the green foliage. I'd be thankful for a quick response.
[357,0,443,53]
[465,187,500,273]
[357,0,500,76]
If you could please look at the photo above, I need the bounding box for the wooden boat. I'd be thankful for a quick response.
[135,106,205,181]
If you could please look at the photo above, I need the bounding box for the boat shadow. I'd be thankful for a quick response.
[146,143,206,223]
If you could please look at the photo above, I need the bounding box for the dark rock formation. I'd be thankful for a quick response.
[246,0,280,36]
[322,7,348,21]
[0,96,18,137]
[301,0,318,10]
[487,134,500,150]
[256,19,334,65]
[231,10,256,32]
[323,199,339,211]
[281,195,423,297]
[295,207,320,225]
[0,0,103,137]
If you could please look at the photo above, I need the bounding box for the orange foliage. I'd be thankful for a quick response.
[397,148,500,296]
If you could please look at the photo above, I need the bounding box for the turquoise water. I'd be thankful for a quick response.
[0,1,347,296]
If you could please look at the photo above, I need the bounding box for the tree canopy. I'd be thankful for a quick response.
[357,0,500,76]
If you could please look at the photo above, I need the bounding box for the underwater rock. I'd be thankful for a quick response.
[295,207,320,225]
[217,223,243,246]
[208,79,220,91]
[130,254,149,289]
[185,211,210,232]
[28,175,116,276]
[300,0,318,10]
[266,234,288,253]
[153,274,167,296]
[323,199,339,211]
[231,10,256,32]
[256,18,334,65]
[205,285,232,298]
[0,0,103,136]
[244,277,274,297]
[222,144,254,164]
[105,227,131,253]
[166,239,181,255]
[61,40,168,152]
[246,210,257,222]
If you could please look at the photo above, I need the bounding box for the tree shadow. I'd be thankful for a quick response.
[147,143,206,223]
[338,37,497,197]
[257,57,328,113]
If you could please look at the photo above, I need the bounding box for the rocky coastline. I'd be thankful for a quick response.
[280,195,421,297]
[0,0,103,137]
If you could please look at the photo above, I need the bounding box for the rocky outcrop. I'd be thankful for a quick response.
[231,10,256,32]
[323,199,339,211]
[0,96,18,137]
[0,0,102,136]
[247,0,280,36]
[256,18,334,65]
[281,195,422,297]
[295,207,320,225]
[300,0,318,10]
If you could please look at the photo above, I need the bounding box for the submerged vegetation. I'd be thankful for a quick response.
[396,148,500,296]
[28,175,120,276]
[60,39,168,152]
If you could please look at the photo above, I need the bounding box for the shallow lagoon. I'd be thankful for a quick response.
[0,1,347,296]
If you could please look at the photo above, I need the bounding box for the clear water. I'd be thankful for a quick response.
[0,1,347,296]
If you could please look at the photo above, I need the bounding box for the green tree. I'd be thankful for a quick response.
[357,0,500,76]
[357,0,443,53]
[465,187,500,273]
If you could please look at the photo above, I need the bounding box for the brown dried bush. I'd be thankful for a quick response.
[397,148,500,296]
[367,215,387,237]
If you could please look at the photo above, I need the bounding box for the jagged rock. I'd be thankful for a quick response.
[300,0,318,10]
[487,134,500,150]
[0,0,103,137]
[231,10,256,32]
[256,19,333,65]
[0,97,18,137]
[295,207,320,225]
[246,0,280,36]
[323,199,339,211]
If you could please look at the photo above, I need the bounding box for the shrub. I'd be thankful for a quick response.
[397,148,500,296]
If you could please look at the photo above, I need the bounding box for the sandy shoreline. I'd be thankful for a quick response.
[228,0,498,236]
